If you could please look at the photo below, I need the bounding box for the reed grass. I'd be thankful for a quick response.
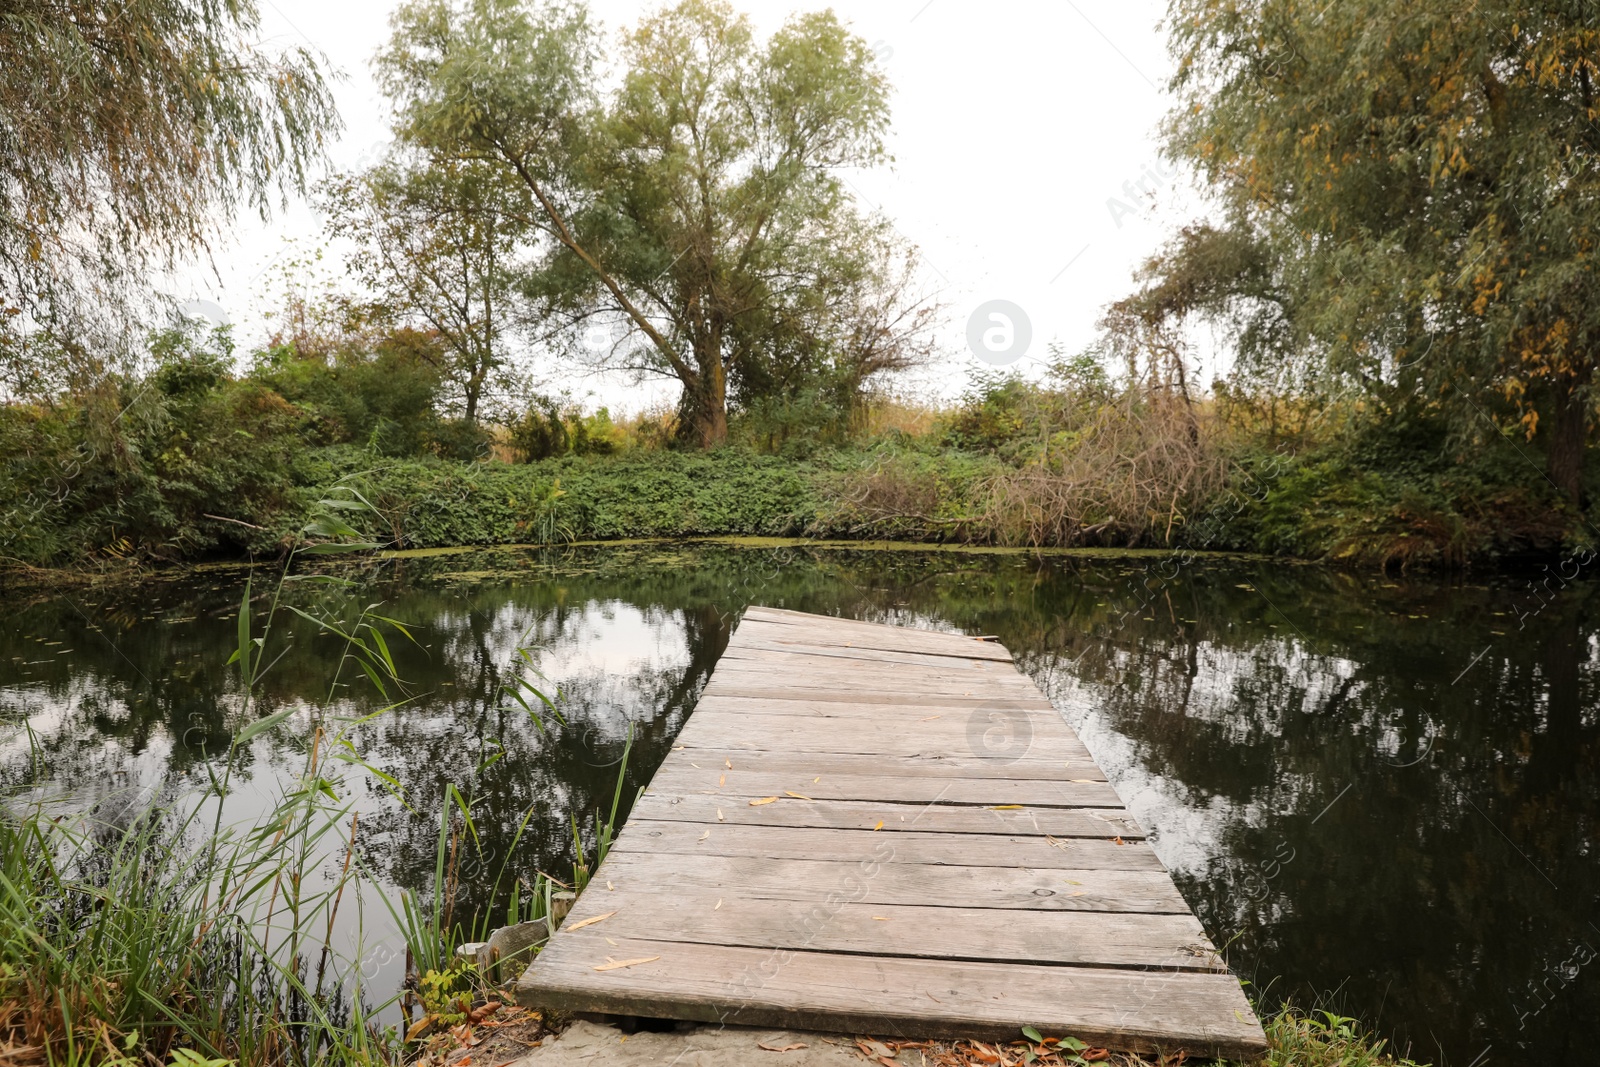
[0,487,628,1067]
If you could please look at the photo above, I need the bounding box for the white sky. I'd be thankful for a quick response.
[174,0,1202,414]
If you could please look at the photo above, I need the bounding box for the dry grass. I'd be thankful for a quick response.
[858,393,945,439]
[981,391,1227,548]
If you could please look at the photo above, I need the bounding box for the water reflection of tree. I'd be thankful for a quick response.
[1000,562,1600,1067]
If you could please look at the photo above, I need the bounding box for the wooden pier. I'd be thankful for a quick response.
[516,606,1267,1059]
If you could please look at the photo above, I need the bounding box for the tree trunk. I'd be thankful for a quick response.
[690,340,729,448]
[1547,364,1592,507]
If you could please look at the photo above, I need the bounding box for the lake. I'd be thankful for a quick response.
[1,540,1594,1066]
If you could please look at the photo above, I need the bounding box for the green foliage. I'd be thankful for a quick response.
[0,0,338,389]
[251,327,453,456]
[357,450,819,548]
[1259,1008,1426,1067]
[320,156,528,422]
[378,0,921,446]
[0,499,414,1067]
[1155,0,1600,499]
[508,396,622,462]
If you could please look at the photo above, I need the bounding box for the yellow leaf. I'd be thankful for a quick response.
[717,809,725,821]
[725,759,732,769]
[593,956,659,972]
[749,796,778,806]
[785,791,812,801]
[873,820,884,830]
[987,804,1023,810]
[564,910,616,932]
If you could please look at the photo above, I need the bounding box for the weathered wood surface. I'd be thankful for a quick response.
[516,606,1267,1059]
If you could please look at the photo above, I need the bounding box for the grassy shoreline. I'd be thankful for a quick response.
[6,443,1592,583]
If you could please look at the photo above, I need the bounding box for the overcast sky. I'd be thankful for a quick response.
[177,0,1201,412]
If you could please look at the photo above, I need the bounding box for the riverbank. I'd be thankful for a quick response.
[4,442,1594,576]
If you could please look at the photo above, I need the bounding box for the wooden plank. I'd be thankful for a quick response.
[707,652,1017,675]
[695,686,1049,709]
[690,696,1066,721]
[517,935,1267,1058]
[550,892,1225,971]
[740,610,1012,661]
[681,705,1080,740]
[658,748,1111,782]
[668,729,1094,764]
[593,852,1193,913]
[700,681,1046,705]
[740,607,1001,648]
[630,791,1147,838]
[616,821,1161,870]
[646,767,1118,806]
[720,641,1010,671]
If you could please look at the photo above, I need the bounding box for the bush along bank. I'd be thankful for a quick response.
[5,439,1598,572]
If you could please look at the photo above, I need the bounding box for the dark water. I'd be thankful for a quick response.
[2,541,1595,1065]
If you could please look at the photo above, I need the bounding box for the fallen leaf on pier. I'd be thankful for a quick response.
[873,820,884,830]
[785,791,812,800]
[698,830,711,841]
[719,774,726,786]
[986,804,1022,810]
[564,911,616,932]
[1112,836,1126,846]
[756,1041,808,1052]
[872,916,891,921]
[919,715,941,721]
[606,881,614,891]
[717,809,725,821]
[750,796,778,806]
[725,759,732,769]
[813,776,820,782]
[715,899,722,909]
[593,956,659,971]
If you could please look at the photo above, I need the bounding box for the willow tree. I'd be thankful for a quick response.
[0,1,339,392]
[1147,0,1600,502]
[378,0,903,446]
